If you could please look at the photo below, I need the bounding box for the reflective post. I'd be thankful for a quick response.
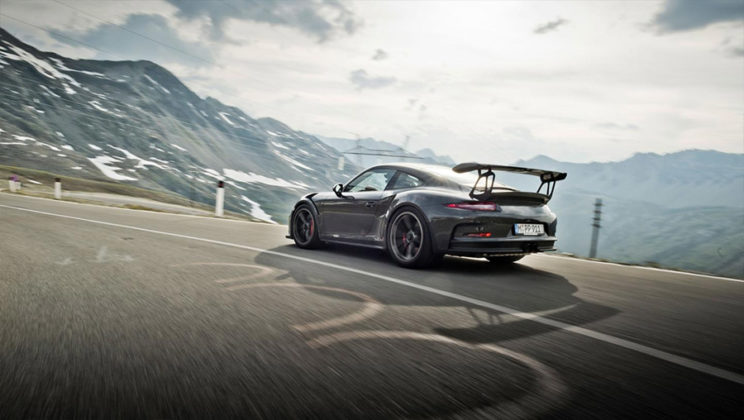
[54,177,62,199]
[8,176,16,193]
[215,180,225,217]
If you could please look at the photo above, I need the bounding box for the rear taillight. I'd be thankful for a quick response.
[445,202,500,211]
[465,232,492,237]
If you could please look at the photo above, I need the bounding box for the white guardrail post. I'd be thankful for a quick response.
[54,177,62,200]
[9,177,16,193]
[215,180,225,217]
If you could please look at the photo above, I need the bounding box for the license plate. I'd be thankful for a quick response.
[514,223,544,236]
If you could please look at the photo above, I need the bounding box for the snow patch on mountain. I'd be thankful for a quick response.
[274,151,313,171]
[25,105,44,114]
[0,43,81,88]
[143,74,170,94]
[218,112,235,126]
[223,168,308,189]
[271,141,289,150]
[241,195,275,223]
[88,156,137,181]
[39,84,61,98]
[201,168,222,180]
[50,58,105,77]
[108,145,165,169]
[89,100,123,117]
[150,157,169,164]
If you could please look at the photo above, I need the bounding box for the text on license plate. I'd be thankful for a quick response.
[514,223,544,236]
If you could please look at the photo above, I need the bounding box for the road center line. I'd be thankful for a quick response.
[2,202,743,386]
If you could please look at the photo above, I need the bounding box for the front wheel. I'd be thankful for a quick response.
[387,207,436,268]
[292,205,322,249]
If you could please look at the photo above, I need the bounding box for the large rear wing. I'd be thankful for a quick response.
[452,162,567,201]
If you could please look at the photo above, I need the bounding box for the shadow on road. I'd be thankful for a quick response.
[254,242,620,346]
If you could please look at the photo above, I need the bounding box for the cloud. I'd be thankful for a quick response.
[52,14,213,66]
[652,0,744,33]
[533,18,568,34]
[596,122,640,131]
[349,69,396,90]
[729,46,744,56]
[372,48,388,60]
[165,0,362,42]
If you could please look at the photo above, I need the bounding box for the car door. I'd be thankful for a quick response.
[319,168,395,242]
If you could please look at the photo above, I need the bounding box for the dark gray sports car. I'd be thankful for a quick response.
[287,162,567,268]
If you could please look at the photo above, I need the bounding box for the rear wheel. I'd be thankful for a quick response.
[487,255,524,264]
[292,205,322,249]
[387,207,436,268]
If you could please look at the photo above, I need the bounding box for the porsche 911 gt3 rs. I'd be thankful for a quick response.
[287,162,567,268]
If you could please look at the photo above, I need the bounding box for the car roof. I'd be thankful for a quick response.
[366,162,452,176]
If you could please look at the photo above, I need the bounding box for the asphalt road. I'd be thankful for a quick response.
[1,193,742,419]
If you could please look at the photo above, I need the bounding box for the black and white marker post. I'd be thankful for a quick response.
[215,180,225,217]
[54,177,62,200]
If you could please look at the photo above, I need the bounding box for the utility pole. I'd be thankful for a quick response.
[589,198,602,258]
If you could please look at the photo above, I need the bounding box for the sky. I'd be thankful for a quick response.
[1,0,742,163]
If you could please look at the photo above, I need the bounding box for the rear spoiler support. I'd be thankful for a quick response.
[452,162,567,201]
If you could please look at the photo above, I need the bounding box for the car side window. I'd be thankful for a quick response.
[389,171,423,190]
[345,169,396,192]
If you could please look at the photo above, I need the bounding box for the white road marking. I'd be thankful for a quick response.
[1,203,743,386]
[55,257,73,266]
[91,245,133,263]
[307,330,566,418]
[537,254,744,284]
[226,282,383,332]
[171,262,276,283]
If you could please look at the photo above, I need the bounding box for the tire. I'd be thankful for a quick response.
[387,206,436,268]
[486,255,524,264]
[292,205,322,249]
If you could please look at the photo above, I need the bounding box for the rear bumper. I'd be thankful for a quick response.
[427,203,558,255]
[446,236,556,257]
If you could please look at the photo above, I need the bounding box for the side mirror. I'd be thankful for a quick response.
[332,183,344,197]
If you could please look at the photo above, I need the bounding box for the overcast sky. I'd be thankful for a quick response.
[1,0,742,163]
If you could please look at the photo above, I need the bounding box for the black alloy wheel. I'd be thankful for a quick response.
[293,206,322,249]
[387,207,436,268]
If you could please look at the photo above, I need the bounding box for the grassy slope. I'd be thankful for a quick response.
[0,164,261,221]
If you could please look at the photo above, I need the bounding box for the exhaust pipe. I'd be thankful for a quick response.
[522,243,540,253]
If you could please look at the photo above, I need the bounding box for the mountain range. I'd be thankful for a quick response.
[0,27,358,223]
[0,27,741,277]
[502,151,744,277]
[316,135,456,168]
